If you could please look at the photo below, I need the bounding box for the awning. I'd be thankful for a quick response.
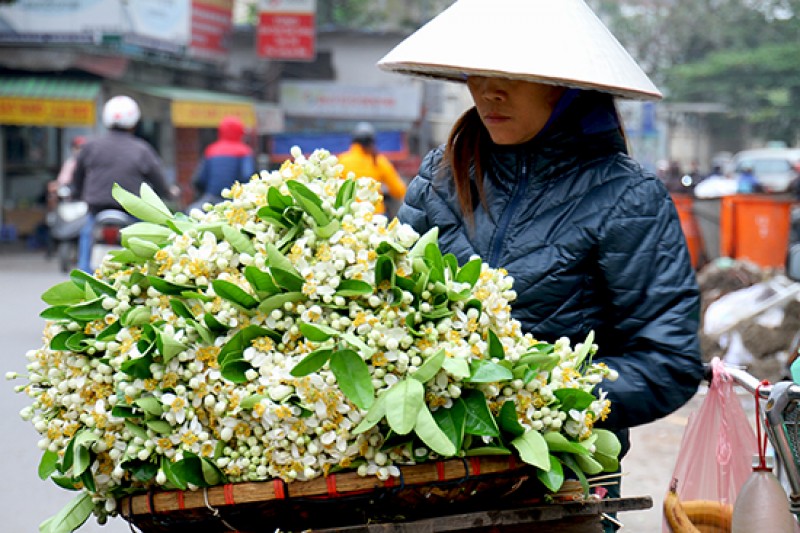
[0,77,101,126]
[131,85,257,129]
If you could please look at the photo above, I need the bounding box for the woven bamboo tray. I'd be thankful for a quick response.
[119,456,581,532]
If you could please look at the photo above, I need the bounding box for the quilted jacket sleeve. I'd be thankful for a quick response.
[595,176,703,430]
[397,150,438,235]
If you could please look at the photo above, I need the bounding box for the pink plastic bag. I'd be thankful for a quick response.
[663,357,757,532]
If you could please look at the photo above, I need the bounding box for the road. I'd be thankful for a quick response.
[0,246,730,532]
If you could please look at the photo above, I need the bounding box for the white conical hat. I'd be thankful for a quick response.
[377,0,661,101]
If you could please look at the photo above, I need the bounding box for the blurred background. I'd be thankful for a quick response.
[2,0,800,247]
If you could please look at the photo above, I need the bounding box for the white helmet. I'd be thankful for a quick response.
[102,95,141,129]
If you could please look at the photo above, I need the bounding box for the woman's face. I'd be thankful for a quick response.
[466,76,566,145]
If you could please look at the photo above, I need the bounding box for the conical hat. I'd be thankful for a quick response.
[377,0,661,101]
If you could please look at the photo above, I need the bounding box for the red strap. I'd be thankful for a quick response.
[754,380,772,471]
[326,475,338,496]
[384,476,396,487]
[509,456,517,469]
[273,479,286,499]
[470,457,481,476]
[177,491,185,510]
[436,461,445,481]
[223,484,236,505]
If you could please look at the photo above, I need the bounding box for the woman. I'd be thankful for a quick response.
[379,0,703,528]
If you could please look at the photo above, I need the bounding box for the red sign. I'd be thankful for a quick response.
[256,6,315,61]
[190,0,234,60]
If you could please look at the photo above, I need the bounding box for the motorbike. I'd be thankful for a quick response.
[47,186,89,273]
[89,209,137,272]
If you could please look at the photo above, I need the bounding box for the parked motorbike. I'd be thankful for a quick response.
[47,186,89,273]
[89,209,136,272]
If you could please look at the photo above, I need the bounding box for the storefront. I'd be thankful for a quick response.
[0,76,100,239]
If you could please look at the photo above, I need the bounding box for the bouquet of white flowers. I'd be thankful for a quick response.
[13,147,619,532]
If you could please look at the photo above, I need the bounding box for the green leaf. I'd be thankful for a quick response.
[212,279,259,309]
[299,322,337,342]
[329,350,374,410]
[146,420,173,434]
[240,394,267,410]
[120,355,153,379]
[553,388,596,412]
[456,258,482,286]
[49,331,73,351]
[465,360,514,383]
[133,396,164,417]
[335,279,374,297]
[218,325,275,366]
[464,446,512,456]
[268,187,294,210]
[40,306,69,321]
[286,179,330,227]
[461,389,499,437]
[257,291,304,314]
[511,430,550,471]
[72,430,99,476]
[38,450,59,480]
[112,182,172,225]
[244,266,280,296]
[543,431,590,455]
[314,218,340,239]
[424,242,445,284]
[64,297,107,322]
[221,359,252,383]
[171,456,207,487]
[432,399,466,451]
[385,378,425,435]
[591,429,621,472]
[335,178,356,209]
[69,269,116,297]
[161,456,187,490]
[353,390,387,434]
[38,492,93,533]
[265,243,301,277]
[537,455,565,493]
[121,222,172,247]
[169,299,195,320]
[339,332,376,357]
[442,357,470,379]
[573,330,595,369]
[221,224,256,255]
[411,349,445,384]
[126,236,161,259]
[40,281,86,306]
[487,329,505,359]
[148,276,196,296]
[374,255,395,287]
[271,267,305,292]
[155,329,187,364]
[414,406,456,456]
[291,349,333,377]
[497,401,525,438]
[96,320,122,342]
[201,457,224,485]
[408,227,439,259]
[574,453,604,475]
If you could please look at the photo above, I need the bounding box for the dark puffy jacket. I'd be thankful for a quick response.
[194,116,255,198]
[399,91,703,451]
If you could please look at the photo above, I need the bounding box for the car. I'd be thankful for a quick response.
[731,147,800,193]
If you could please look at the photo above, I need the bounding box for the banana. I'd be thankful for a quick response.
[664,478,701,533]
[682,499,732,531]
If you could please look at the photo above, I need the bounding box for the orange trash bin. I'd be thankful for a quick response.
[720,194,794,269]
[671,193,704,269]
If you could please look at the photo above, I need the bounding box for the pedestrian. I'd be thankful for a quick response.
[379,0,703,530]
[47,135,86,209]
[71,95,174,272]
[736,165,761,193]
[337,122,407,217]
[189,115,255,211]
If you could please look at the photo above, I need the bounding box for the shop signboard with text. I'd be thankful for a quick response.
[256,0,316,61]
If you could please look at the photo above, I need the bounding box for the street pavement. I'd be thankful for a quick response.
[0,246,728,532]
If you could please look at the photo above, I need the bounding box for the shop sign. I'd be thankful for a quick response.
[0,97,95,126]
[171,100,255,128]
[256,0,316,61]
[279,82,423,121]
[190,0,233,60]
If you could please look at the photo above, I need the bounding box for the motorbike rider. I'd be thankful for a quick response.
[71,95,175,272]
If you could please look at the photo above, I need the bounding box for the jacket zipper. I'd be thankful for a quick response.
[490,159,529,266]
